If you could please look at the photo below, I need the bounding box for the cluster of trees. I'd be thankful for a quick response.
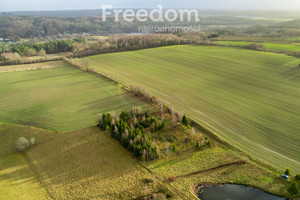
[73,34,187,57]
[0,15,268,39]
[0,16,116,39]
[0,34,186,64]
[9,39,77,55]
[98,108,165,160]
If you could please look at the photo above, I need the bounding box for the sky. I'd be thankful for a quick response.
[1,0,300,12]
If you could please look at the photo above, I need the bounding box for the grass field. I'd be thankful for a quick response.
[0,123,55,200]
[0,123,169,199]
[0,154,50,200]
[0,63,148,131]
[1,122,296,200]
[82,45,300,173]
[26,126,162,199]
[216,40,300,52]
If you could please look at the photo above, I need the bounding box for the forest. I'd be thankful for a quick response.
[1,15,296,39]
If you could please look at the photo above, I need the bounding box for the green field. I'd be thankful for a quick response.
[82,45,300,173]
[216,40,300,52]
[0,63,147,131]
[0,123,165,200]
[0,154,50,200]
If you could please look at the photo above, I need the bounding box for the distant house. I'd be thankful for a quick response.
[0,38,3,41]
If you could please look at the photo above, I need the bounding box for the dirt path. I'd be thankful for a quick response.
[175,160,247,179]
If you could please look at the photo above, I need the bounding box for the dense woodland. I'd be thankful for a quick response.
[0,34,186,64]
[0,12,300,63]
[0,15,288,39]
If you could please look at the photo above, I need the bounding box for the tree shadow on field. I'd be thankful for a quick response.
[0,154,42,187]
[26,126,148,198]
[81,93,144,112]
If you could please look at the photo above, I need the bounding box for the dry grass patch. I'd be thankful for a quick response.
[0,154,50,200]
[0,61,63,73]
[27,126,163,199]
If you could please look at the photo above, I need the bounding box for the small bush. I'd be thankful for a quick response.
[246,43,266,51]
[143,178,154,184]
[295,174,300,180]
[206,140,212,147]
[196,141,201,149]
[288,182,299,195]
[141,155,146,161]
[285,167,291,175]
[171,144,178,152]
[30,137,35,145]
[16,137,30,152]
[182,115,190,127]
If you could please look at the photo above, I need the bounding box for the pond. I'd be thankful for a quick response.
[196,184,286,200]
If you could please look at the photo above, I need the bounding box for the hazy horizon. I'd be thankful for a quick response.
[1,0,300,12]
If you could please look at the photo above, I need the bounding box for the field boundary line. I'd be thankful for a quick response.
[23,153,55,200]
[175,160,247,179]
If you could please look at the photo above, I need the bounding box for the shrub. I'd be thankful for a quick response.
[171,144,178,152]
[288,182,299,195]
[152,145,159,159]
[159,121,166,130]
[295,174,300,180]
[30,137,35,145]
[182,115,190,127]
[196,141,201,149]
[285,167,291,175]
[143,178,154,184]
[37,49,46,56]
[246,43,266,51]
[141,155,146,161]
[0,55,8,62]
[16,137,30,152]
[206,140,212,147]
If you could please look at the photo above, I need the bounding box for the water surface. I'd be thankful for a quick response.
[197,184,286,200]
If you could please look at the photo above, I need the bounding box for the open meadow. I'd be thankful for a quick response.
[215,40,300,52]
[0,53,299,199]
[0,63,148,131]
[0,121,296,199]
[82,45,300,173]
[0,123,168,200]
